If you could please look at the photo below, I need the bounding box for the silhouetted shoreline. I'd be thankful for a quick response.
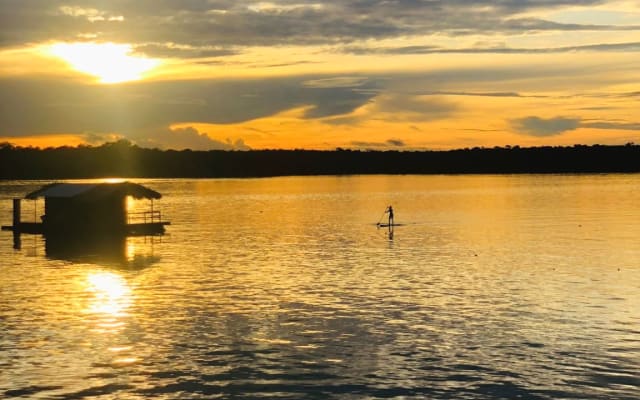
[1,141,639,179]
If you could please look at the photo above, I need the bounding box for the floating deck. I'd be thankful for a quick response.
[2,221,170,236]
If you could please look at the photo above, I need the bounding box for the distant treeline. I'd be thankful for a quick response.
[1,141,639,179]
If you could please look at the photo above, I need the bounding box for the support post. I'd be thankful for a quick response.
[13,231,21,250]
[13,198,21,228]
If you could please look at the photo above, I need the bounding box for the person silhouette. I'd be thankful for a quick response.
[385,205,394,226]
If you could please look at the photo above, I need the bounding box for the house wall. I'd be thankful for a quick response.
[43,194,127,233]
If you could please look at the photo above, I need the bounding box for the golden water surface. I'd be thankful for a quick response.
[1,175,639,399]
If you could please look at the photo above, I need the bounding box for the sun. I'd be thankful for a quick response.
[49,42,160,83]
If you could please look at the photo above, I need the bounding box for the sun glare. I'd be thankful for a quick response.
[86,271,132,317]
[49,42,159,83]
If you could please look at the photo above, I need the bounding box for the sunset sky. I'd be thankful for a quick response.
[1,0,639,150]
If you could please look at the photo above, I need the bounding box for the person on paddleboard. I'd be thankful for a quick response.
[385,205,394,226]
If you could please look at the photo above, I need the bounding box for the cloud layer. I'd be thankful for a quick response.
[1,1,639,149]
[2,1,639,55]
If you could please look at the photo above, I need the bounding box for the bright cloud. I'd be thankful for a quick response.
[48,42,160,83]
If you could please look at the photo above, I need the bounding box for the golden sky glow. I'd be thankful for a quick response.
[0,1,639,150]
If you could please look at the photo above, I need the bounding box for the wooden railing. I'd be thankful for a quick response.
[127,210,163,224]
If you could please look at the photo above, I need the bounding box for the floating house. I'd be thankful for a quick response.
[2,182,170,236]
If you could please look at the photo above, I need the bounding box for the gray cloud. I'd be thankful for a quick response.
[133,43,238,59]
[386,139,406,147]
[350,139,406,150]
[582,121,640,131]
[252,60,319,69]
[1,1,637,53]
[416,91,543,98]
[511,116,640,136]
[511,116,581,136]
[133,126,251,150]
[75,127,251,150]
[302,77,370,88]
[83,132,124,145]
[342,41,640,55]
[617,91,640,98]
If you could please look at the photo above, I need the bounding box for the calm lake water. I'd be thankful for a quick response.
[1,175,639,399]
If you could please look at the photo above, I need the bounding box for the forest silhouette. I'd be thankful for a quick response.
[1,140,639,179]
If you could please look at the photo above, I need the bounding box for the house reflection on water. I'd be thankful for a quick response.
[2,181,169,267]
[44,234,162,267]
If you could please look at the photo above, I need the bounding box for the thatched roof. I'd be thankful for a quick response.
[25,182,162,200]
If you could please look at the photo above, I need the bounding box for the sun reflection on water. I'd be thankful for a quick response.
[85,272,132,331]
